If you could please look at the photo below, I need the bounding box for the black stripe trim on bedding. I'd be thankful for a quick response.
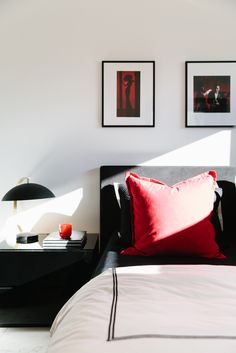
[107,268,236,342]
[113,334,236,341]
[107,268,118,341]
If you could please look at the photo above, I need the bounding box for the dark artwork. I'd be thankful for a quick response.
[117,71,140,117]
[194,76,230,113]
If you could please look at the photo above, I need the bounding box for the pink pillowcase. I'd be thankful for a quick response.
[121,171,225,259]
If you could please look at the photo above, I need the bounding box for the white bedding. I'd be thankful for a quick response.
[48,265,236,353]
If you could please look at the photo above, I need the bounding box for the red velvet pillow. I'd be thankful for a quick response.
[121,171,225,259]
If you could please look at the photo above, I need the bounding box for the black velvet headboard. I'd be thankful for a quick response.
[100,165,236,253]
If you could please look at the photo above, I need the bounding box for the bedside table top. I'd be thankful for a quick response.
[0,233,99,253]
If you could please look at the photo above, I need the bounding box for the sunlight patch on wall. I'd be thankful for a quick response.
[141,131,231,166]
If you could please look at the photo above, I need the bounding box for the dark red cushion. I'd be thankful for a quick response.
[121,171,225,259]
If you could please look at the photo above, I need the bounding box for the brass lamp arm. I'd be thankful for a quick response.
[17,177,30,185]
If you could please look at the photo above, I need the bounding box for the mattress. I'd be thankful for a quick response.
[49,264,236,353]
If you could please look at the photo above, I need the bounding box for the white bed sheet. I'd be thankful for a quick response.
[48,265,236,353]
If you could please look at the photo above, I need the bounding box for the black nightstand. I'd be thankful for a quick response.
[0,233,99,327]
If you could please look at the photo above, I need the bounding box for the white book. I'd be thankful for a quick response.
[43,231,86,245]
[43,244,84,248]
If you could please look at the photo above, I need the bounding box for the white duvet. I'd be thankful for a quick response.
[48,265,236,353]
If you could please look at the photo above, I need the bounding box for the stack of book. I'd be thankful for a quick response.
[43,230,87,249]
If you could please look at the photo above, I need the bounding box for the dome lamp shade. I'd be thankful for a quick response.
[1,179,55,244]
[2,183,55,201]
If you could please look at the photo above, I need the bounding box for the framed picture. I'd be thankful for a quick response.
[186,61,236,127]
[102,61,155,127]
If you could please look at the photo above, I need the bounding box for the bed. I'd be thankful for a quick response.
[48,166,236,353]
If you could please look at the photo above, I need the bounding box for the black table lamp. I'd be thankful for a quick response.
[2,177,55,244]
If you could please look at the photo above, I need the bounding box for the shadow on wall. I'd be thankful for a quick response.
[0,130,234,248]
[30,130,234,191]
[0,188,83,248]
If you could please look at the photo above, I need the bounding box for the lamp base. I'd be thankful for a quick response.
[16,232,38,244]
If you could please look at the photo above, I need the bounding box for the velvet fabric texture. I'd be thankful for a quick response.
[121,171,225,259]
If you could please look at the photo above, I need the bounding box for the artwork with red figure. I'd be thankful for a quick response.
[117,71,140,117]
[194,75,230,113]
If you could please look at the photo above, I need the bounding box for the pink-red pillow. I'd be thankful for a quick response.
[121,171,225,259]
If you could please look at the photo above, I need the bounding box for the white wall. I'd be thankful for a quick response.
[0,0,235,243]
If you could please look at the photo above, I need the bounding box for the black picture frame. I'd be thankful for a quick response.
[185,61,236,127]
[102,61,155,127]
